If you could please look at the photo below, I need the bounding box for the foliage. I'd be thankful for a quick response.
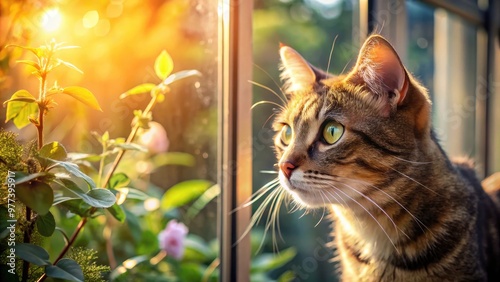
[1,41,295,281]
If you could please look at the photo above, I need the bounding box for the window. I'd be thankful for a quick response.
[250,0,499,280]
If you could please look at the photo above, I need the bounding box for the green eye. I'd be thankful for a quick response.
[322,121,344,145]
[281,124,292,145]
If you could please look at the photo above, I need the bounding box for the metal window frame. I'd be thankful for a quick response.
[218,0,253,281]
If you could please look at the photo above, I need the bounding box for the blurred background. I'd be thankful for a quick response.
[1,0,499,281]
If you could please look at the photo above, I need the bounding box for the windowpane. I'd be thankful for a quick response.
[253,1,356,280]
[407,1,485,173]
[1,0,220,280]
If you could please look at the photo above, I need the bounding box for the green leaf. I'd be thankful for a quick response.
[50,161,96,188]
[251,247,297,273]
[115,187,150,202]
[36,211,56,236]
[161,70,201,86]
[108,173,130,189]
[183,235,215,262]
[107,204,126,222]
[16,182,53,215]
[186,184,220,220]
[12,171,49,185]
[151,152,195,168]
[17,59,41,71]
[45,258,84,282]
[277,270,296,282]
[16,243,51,266]
[59,199,92,217]
[124,210,141,241]
[119,83,156,99]
[110,255,149,280]
[154,50,174,80]
[111,142,147,152]
[40,141,67,161]
[60,86,102,111]
[160,180,212,211]
[4,90,38,129]
[178,263,204,282]
[58,179,116,208]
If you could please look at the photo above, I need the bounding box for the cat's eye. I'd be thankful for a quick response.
[280,124,292,145]
[322,121,344,145]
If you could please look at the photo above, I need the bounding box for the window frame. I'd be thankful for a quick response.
[218,0,253,281]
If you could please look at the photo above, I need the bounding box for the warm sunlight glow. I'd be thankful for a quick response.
[83,10,100,29]
[40,8,62,33]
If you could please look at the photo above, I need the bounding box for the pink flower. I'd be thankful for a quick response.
[139,121,169,154]
[158,220,188,260]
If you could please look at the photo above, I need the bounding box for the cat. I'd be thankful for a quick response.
[273,34,500,281]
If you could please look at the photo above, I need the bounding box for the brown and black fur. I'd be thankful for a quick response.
[273,35,500,281]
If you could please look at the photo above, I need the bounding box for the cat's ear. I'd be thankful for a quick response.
[279,44,316,93]
[347,35,408,116]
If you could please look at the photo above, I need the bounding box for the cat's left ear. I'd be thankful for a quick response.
[279,44,330,94]
[347,35,408,116]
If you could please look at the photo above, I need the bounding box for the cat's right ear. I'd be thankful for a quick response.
[279,45,316,93]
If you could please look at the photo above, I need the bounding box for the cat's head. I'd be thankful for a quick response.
[274,35,432,209]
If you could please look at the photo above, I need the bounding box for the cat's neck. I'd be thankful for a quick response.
[330,137,472,261]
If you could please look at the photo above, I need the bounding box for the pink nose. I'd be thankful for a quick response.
[280,161,296,179]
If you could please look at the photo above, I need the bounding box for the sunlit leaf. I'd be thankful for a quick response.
[16,182,53,215]
[7,45,44,59]
[115,187,150,201]
[4,90,38,129]
[60,86,102,111]
[251,247,297,273]
[36,211,56,237]
[49,161,96,188]
[108,173,130,189]
[160,180,212,211]
[154,50,174,80]
[56,59,83,74]
[40,141,67,161]
[111,142,147,152]
[57,179,116,208]
[119,83,156,99]
[161,70,201,86]
[45,258,84,282]
[107,204,126,222]
[15,243,51,266]
[17,60,41,71]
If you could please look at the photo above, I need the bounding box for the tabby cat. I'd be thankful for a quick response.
[273,35,500,281]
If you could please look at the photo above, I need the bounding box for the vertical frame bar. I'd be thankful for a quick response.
[485,0,499,175]
[218,0,252,281]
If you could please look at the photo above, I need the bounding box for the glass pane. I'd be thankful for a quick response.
[253,1,356,281]
[407,0,481,167]
[0,0,219,280]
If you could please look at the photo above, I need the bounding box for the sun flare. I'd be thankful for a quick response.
[40,8,62,33]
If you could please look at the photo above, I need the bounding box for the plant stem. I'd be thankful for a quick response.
[102,94,158,186]
[36,92,160,282]
[36,217,88,282]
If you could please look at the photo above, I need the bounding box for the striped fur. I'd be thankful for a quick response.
[273,35,500,281]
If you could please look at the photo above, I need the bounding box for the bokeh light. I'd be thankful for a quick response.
[40,8,62,33]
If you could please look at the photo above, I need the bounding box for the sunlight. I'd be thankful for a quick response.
[40,8,62,33]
